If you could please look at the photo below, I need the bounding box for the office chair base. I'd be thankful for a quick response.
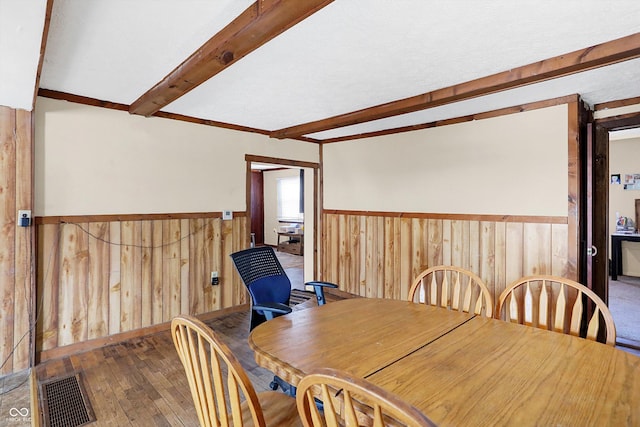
[270,375,296,396]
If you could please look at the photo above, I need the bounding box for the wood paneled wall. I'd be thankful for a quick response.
[321,211,570,307]
[36,214,248,358]
[0,106,34,376]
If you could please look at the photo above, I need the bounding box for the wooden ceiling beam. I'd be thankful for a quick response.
[129,0,334,117]
[32,0,54,109]
[271,32,640,139]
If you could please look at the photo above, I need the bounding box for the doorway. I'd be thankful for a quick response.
[593,116,640,349]
[245,155,320,286]
[607,128,640,347]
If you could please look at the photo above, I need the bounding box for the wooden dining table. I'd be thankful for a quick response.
[248,298,640,426]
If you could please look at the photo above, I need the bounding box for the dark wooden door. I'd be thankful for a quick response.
[591,124,610,303]
[251,170,264,245]
[592,114,640,304]
[585,123,594,289]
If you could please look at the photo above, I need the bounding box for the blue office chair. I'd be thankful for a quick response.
[230,245,338,393]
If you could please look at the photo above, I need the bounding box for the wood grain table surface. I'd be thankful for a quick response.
[368,315,640,426]
[249,298,640,426]
[248,298,474,386]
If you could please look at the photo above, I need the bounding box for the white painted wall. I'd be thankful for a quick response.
[323,104,568,216]
[34,98,575,281]
[34,97,319,216]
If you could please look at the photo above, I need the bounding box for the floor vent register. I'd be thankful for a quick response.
[40,374,95,427]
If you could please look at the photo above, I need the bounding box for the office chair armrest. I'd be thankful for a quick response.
[305,281,338,289]
[252,302,292,321]
[305,281,339,306]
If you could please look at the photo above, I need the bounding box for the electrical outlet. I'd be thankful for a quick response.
[18,210,31,227]
[222,210,233,220]
[211,271,219,286]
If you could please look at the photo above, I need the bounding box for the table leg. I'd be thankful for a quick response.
[611,236,620,281]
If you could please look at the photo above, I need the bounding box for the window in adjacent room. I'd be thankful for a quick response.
[277,175,303,221]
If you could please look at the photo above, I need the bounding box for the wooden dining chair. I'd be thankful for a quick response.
[171,315,302,427]
[408,265,493,318]
[497,275,616,346]
[296,368,435,427]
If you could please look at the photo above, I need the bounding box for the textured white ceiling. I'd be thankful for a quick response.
[308,58,640,140]
[2,0,640,140]
[166,0,640,132]
[0,0,47,110]
[39,0,253,103]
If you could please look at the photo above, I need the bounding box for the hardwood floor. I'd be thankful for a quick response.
[33,290,349,426]
[37,324,204,425]
[17,276,638,426]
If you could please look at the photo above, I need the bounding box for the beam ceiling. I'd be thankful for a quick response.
[129,0,334,117]
[270,32,640,139]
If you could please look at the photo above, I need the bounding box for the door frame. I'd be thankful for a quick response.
[245,154,321,279]
[591,111,640,304]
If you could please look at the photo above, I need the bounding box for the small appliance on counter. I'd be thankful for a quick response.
[616,213,636,234]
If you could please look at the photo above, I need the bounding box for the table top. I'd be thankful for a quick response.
[368,315,640,426]
[249,298,640,426]
[612,232,640,238]
[248,298,474,386]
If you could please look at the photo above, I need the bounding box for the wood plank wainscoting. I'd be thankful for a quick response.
[321,211,570,305]
[35,213,248,361]
[0,106,34,375]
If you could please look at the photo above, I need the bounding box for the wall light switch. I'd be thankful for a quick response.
[222,210,233,220]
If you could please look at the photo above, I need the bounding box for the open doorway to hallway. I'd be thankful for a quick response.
[247,156,318,288]
[608,128,640,348]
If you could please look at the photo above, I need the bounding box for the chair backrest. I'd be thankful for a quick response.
[171,315,267,427]
[230,246,291,306]
[296,368,435,427]
[408,265,493,318]
[230,246,287,286]
[497,275,616,346]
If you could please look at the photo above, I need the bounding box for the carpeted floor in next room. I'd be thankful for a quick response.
[274,249,305,290]
[609,275,640,349]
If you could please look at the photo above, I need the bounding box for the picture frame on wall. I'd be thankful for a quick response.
[623,174,640,191]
